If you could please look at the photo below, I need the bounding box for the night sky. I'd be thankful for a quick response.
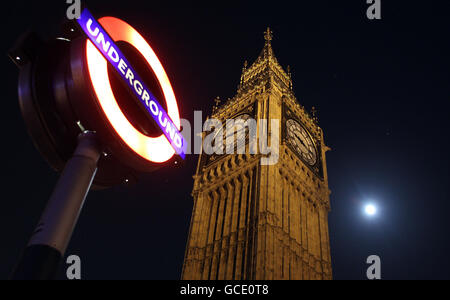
[1,1,449,280]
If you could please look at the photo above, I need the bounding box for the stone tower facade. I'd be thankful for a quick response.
[182,29,332,280]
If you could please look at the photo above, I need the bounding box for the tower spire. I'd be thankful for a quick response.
[240,60,248,86]
[263,27,274,59]
[212,96,221,113]
[287,65,293,90]
[264,27,273,44]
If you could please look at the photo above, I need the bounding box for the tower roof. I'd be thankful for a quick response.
[239,28,292,92]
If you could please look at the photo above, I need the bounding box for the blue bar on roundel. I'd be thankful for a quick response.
[77,8,186,160]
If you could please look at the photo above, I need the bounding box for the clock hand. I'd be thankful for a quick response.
[295,132,307,148]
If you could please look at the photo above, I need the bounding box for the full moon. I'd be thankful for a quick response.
[365,204,377,216]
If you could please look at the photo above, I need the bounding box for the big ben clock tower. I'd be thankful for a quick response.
[182,29,332,280]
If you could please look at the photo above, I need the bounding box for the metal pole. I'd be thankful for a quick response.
[11,131,101,280]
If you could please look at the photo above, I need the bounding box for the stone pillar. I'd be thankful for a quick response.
[202,191,219,279]
[235,172,249,280]
[210,186,227,279]
[218,182,234,279]
[226,177,242,279]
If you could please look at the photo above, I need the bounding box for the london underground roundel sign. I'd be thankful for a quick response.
[77,8,186,163]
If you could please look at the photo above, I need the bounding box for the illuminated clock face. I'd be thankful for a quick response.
[213,114,252,153]
[286,119,317,166]
[228,114,251,151]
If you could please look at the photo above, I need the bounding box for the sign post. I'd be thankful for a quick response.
[11,132,101,280]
